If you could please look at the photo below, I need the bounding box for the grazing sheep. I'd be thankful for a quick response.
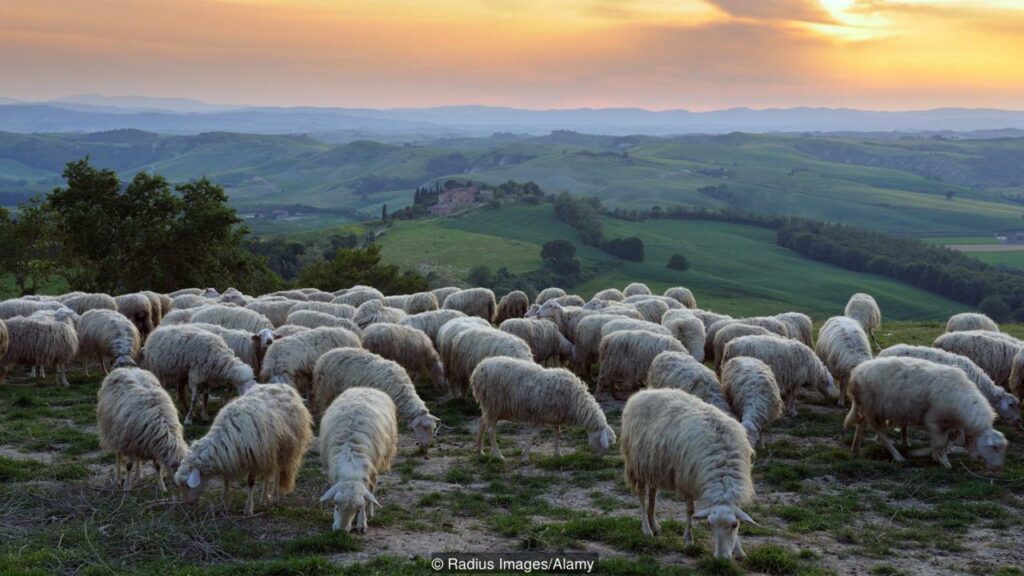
[272,290,309,302]
[705,318,788,364]
[97,367,189,492]
[63,293,118,315]
[724,334,838,416]
[775,312,813,347]
[305,290,336,303]
[259,327,362,396]
[946,313,999,333]
[628,299,670,323]
[447,326,534,398]
[879,344,1020,428]
[286,310,360,332]
[471,357,616,462]
[246,299,298,327]
[361,323,444,387]
[171,294,210,310]
[592,288,625,302]
[160,308,198,325]
[845,292,882,350]
[402,309,468,348]
[405,292,439,314]
[312,348,439,453]
[436,316,491,384]
[139,291,165,324]
[78,309,141,374]
[319,388,398,533]
[601,318,672,341]
[494,290,529,324]
[0,319,7,361]
[662,314,706,363]
[623,295,684,310]
[721,357,783,448]
[571,314,632,381]
[0,298,64,319]
[192,305,274,333]
[598,330,686,398]
[288,301,356,320]
[499,318,573,366]
[332,288,385,308]
[142,325,259,424]
[536,287,567,304]
[353,300,408,328]
[275,325,311,337]
[621,389,756,560]
[815,316,872,404]
[0,308,79,387]
[532,301,595,343]
[168,288,203,298]
[383,295,409,310]
[663,287,697,309]
[116,294,155,339]
[190,323,276,376]
[934,330,1022,389]
[646,351,729,414]
[442,287,496,321]
[712,323,772,372]
[690,310,733,331]
[430,286,461,306]
[845,357,1008,471]
[580,299,645,319]
[550,294,586,307]
[623,282,652,297]
[176,384,313,516]
[218,288,250,306]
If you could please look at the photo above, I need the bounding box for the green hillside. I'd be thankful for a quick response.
[377,204,969,320]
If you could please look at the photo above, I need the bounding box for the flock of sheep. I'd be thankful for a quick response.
[0,283,1021,562]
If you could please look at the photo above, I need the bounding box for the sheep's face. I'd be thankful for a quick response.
[524,304,541,319]
[534,301,563,319]
[970,429,1008,472]
[694,505,756,560]
[321,482,379,533]
[587,425,616,456]
[176,467,207,504]
[742,421,759,447]
[583,299,606,311]
[410,413,440,453]
[996,396,1021,428]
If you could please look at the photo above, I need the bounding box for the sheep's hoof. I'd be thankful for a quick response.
[651,520,661,536]
[683,530,692,545]
[641,524,654,537]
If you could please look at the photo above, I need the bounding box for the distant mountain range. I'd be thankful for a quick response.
[2,96,1024,136]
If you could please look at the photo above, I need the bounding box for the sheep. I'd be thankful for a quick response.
[494,290,529,324]
[690,310,733,331]
[601,318,672,340]
[845,292,882,350]
[0,298,64,319]
[353,300,408,328]
[550,294,586,307]
[171,294,210,310]
[934,330,1022,389]
[176,383,313,516]
[312,348,439,454]
[288,301,356,320]
[499,318,573,366]
[621,388,756,560]
[775,312,813,347]
[592,288,624,302]
[429,286,461,306]
[705,318,788,364]
[304,290,336,303]
[723,334,838,416]
[190,323,276,377]
[383,295,409,310]
[623,282,652,297]
[246,299,299,327]
[712,323,773,372]
[471,357,616,462]
[663,287,697,309]
[405,292,439,314]
[96,367,189,492]
[721,357,783,448]
[844,357,1008,471]
[402,309,468,348]
[142,325,259,424]
[191,305,274,333]
[286,310,360,332]
[160,308,198,325]
[115,294,155,339]
[946,312,999,333]
[168,288,203,298]
[662,314,707,362]
[628,299,670,323]
[0,308,79,387]
[879,344,1021,428]
[275,325,311,337]
[623,294,684,310]
[63,293,117,315]
[597,330,686,398]
[0,319,7,361]
[436,316,491,383]
[532,301,596,343]
[218,288,250,306]
[447,326,534,398]
[535,287,567,304]
[139,291,165,324]
[319,388,397,533]
[815,316,872,404]
[442,287,496,321]
[271,290,309,302]
[259,326,362,396]
[573,314,634,380]
[646,351,729,414]
[580,299,645,319]
[332,288,385,308]
[77,309,141,374]
[361,323,445,388]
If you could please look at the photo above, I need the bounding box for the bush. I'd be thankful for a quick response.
[979,296,1011,323]
[667,253,690,271]
[603,236,645,262]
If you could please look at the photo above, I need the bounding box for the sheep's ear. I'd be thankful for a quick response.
[186,469,201,489]
[999,397,1013,412]
[251,334,261,345]
[737,509,758,525]
[599,429,610,450]
[320,485,339,502]
[692,508,711,520]
[364,490,381,508]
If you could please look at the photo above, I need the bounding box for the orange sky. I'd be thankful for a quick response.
[1,0,1022,110]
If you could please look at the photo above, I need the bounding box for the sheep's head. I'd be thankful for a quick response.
[819,369,839,402]
[113,355,137,369]
[968,428,1008,472]
[321,481,379,533]
[175,466,207,504]
[429,360,446,388]
[409,413,441,454]
[534,301,563,319]
[742,420,759,447]
[995,395,1021,429]
[587,425,616,456]
[693,504,756,560]
[583,299,606,311]
[524,304,540,318]
[203,287,220,298]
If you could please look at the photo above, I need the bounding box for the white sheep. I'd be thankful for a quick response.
[190,323,276,376]
[312,348,439,453]
[621,388,756,560]
[218,288,251,306]
[597,330,686,398]
[723,334,838,416]
[531,301,595,343]
[430,286,461,305]
[663,287,697,308]
[353,300,408,328]
[494,290,530,324]
[169,288,203,298]
[319,387,397,533]
[471,356,615,462]
[705,317,788,364]
[623,294,684,310]
[535,287,567,304]
[933,330,1022,389]
[0,297,64,319]
[139,291,165,325]
[0,319,7,362]
[191,305,274,333]
[0,308,79,387]
[259,326,362,396]
[442,287,496,321]
[591,288,625,302]
[332,287,385,308]
[115,293,156,339]
[712,323,772,372]
[141,325,258,424]
[275,325,311,337]
[287,301,356,320]
[246,298,300,327]
[662,314,706,362]
[361,323,445,388]
[573,314,637,381]
[160,308,199,325]
[176,383,313,515]
[383,295,409,310]
[775,312,813,347]
[402,309,467,348]
[690,310,733,331]
[623,282,652,297]
[286,309,360,332]
[405,292,439,314]
[646,351,729,414]
[436,316,491,384]
[626,298,670,323]
[844,292,882,350]
[499,318,573,366]
[171,294,211,310]
[447,326,534,398]
[550,294,586,307]
[815,316,872,404]
[77,309,141,374]
[721,357,783,448]
[63,293,118,315]
[601,318,672,340]
[946,313,999,333]
[845,357,1008,471]
[97,367,189,492]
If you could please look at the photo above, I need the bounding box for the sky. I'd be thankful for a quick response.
[1,0,1023,111]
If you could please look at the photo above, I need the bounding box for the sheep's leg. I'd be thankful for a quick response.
[875,428,905,462]
[355,506,367,534]
[223,478,232,510]
[733,535,748,560]
[114,453,123,487]
[870,332,881,353]
[155,462,167,494]
[553,426,561,457]
[83,359,91,377]
[647,486,661,536]
[684,497,695,545]
[59,365,70,388]
[489,420,504,461]
[183,381,200,425]
[900,427,909,448]
[101,358,109,375]
[332,506,342,532]
[29,365,37,378]
[475,416,488,456]
[201,392,210,422]
[39,366,45,378]
[124,459,134,492]
[244,474,256,516]
[638,482,653,537]
[786,393,798,417]
[926,423,952,468]
[851,420,866,455]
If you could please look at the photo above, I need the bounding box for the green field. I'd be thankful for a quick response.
[377,204,969,320]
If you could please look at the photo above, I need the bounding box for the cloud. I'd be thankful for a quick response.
[702,0,837,23]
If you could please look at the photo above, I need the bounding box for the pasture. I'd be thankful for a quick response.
[2,321,1022,576]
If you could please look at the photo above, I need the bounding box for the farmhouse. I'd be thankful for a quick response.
[429,185,480,215]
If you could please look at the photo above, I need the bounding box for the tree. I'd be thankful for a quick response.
[603,237,645,262]
[978,295,1011,323]
[944,190,956,200]
[381,204,388,221]
[667,253,690,271]
[298,244,427,294]
[0,199,60,295]
[468,265,492,287]
[541,240,576,262]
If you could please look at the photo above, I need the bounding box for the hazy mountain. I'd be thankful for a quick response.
[50,94,243,113]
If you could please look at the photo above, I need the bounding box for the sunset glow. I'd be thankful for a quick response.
[1,0,1022,109]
